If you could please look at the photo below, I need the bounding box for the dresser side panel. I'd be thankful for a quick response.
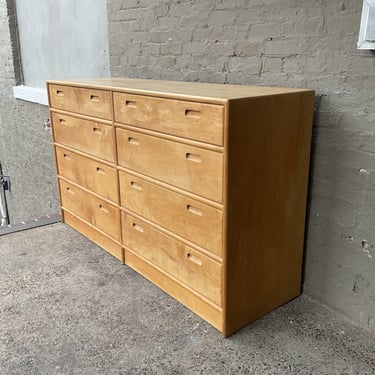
[224,91,314,336]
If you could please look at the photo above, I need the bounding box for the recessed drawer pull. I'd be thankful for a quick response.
[90,95,100,102]
[66,186,74,194]
[128,137,140,145]
[93,127,102,134]
[96,167,106,174]
[132,223,144,233]
[186,153,202,163]
[186,205,202,216]
[125,100,137,108]
[98,204,108,213]
[187,253,202,266]
[63,153,70,160]
[56,90,64,96]
[59,118,67,125]
[185,109,201,119]
[130,181,143,191]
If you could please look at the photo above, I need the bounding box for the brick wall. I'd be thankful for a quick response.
[0,0,373,332]
[107,0,375,332]
[0,0,59,223]
[0,0,15,94]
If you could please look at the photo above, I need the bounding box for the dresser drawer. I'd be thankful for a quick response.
[122,212,222,305]
[119,171,222,257]
[52,112,115,162]
[116,128,223,203]
[55,146,118,203]
[60,179,121,241]
[113,92,224,146]
[49,84,111,120]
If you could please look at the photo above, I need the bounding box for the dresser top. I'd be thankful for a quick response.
[47,77,313,102]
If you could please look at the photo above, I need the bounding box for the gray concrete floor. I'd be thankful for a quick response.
[0,223,374,375]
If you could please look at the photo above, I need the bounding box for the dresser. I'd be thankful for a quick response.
[47,78,314,336]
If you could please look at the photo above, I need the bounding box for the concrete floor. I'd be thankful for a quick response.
[0,223,374,375]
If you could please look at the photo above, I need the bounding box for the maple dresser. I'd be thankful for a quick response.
[47,78,314,336]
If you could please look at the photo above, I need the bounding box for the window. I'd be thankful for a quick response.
[358,0,375,49]
[13,0,110,105]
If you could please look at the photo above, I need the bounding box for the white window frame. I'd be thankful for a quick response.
[13,86,49,106]
[358,0,375,49]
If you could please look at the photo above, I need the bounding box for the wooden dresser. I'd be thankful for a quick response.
[47,78,314,336]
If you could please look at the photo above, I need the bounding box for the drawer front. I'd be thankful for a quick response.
[116,128,223,203]
[55,146,118,203]
[119,171,222,257]
[49,84,112,120]
[113,92,224,146]
[60,179,120,240]
[52,112,115,162]
[122,212,222,306]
